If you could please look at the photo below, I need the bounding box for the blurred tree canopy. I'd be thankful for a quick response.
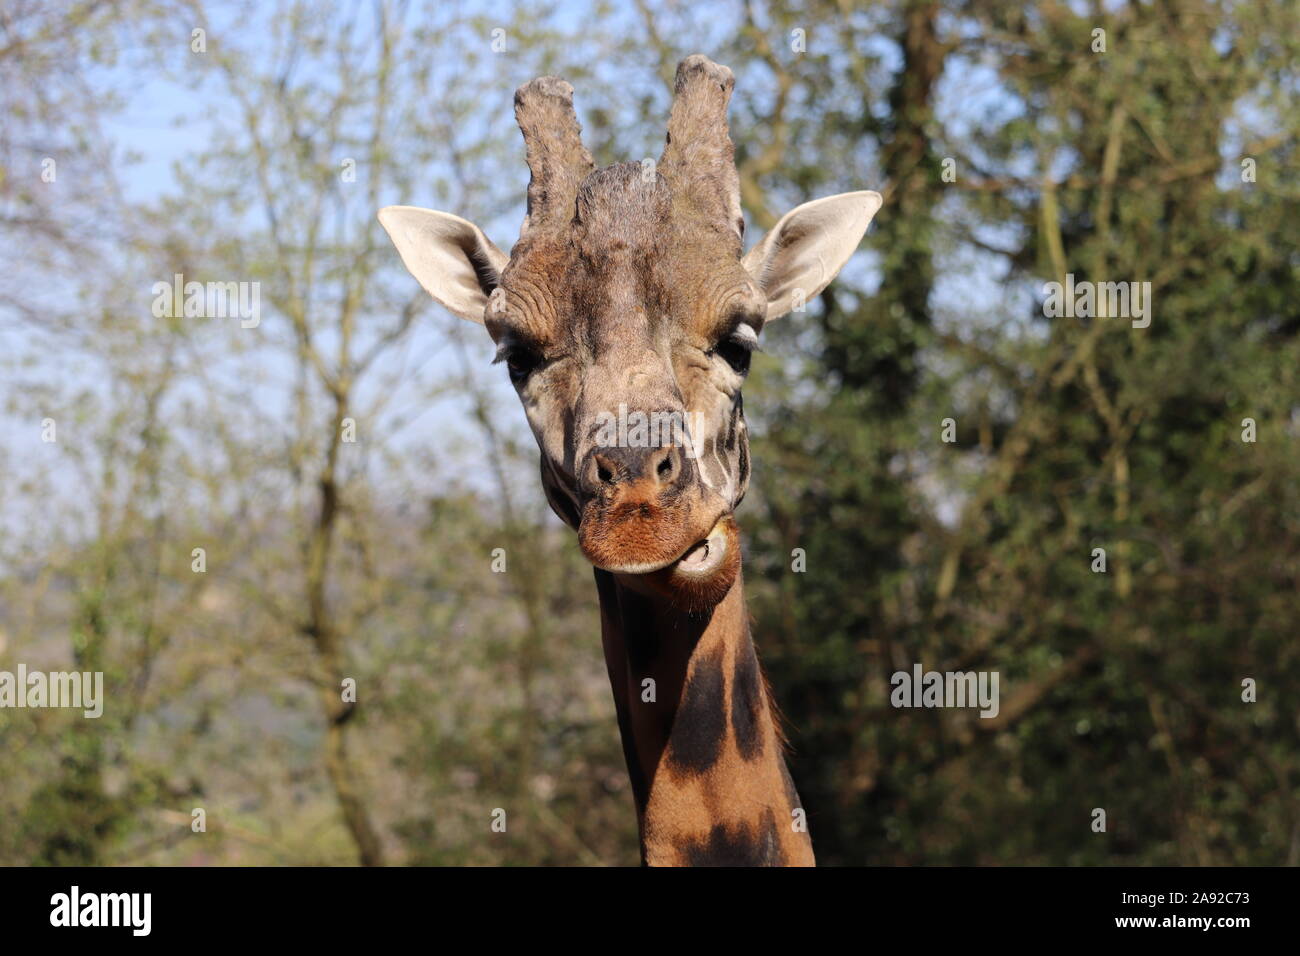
[0,0,1296,865]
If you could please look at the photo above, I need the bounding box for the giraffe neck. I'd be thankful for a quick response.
[593,565,815,866]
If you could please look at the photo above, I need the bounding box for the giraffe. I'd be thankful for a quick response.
[379,55,881,866]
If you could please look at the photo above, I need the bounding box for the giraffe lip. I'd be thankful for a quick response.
[602,514,741,610]
[591,515,730,575]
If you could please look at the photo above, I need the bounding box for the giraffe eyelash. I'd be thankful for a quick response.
[491,338,543,364]
[727,323,760,351]
[711,322,760,359]
[492,342,544,383]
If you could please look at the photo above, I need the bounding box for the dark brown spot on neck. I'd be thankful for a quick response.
[665,644,727,777]
[679,808,784,866]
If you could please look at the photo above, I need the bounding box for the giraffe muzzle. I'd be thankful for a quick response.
[574,435,727,576]
[575,459,732,579]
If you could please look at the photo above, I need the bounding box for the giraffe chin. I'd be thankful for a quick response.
[611,516,741,613]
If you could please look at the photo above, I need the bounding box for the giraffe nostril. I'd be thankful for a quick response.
[585,446,683,496]
[654,445,681,485]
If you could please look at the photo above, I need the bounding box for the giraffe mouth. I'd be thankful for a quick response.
[669,518,729,577]
[585,511,731,576]
[636,515,741,610]
[589,513,740,610]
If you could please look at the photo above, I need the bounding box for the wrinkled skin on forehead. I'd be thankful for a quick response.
[488,163,762,607]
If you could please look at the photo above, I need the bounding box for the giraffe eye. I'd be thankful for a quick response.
[714,339,752,375]
[710,326,758,376]
[495,344,543,384]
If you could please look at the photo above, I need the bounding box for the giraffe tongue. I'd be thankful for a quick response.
[673,519,726,574]
[678,538,712,567]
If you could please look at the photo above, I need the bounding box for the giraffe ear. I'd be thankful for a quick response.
[378,206,508,324]
[741,191,882,322]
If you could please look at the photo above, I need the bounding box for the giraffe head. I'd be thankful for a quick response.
[380,56,880,611]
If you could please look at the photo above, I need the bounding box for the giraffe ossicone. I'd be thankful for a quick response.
[380,55,881,867]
